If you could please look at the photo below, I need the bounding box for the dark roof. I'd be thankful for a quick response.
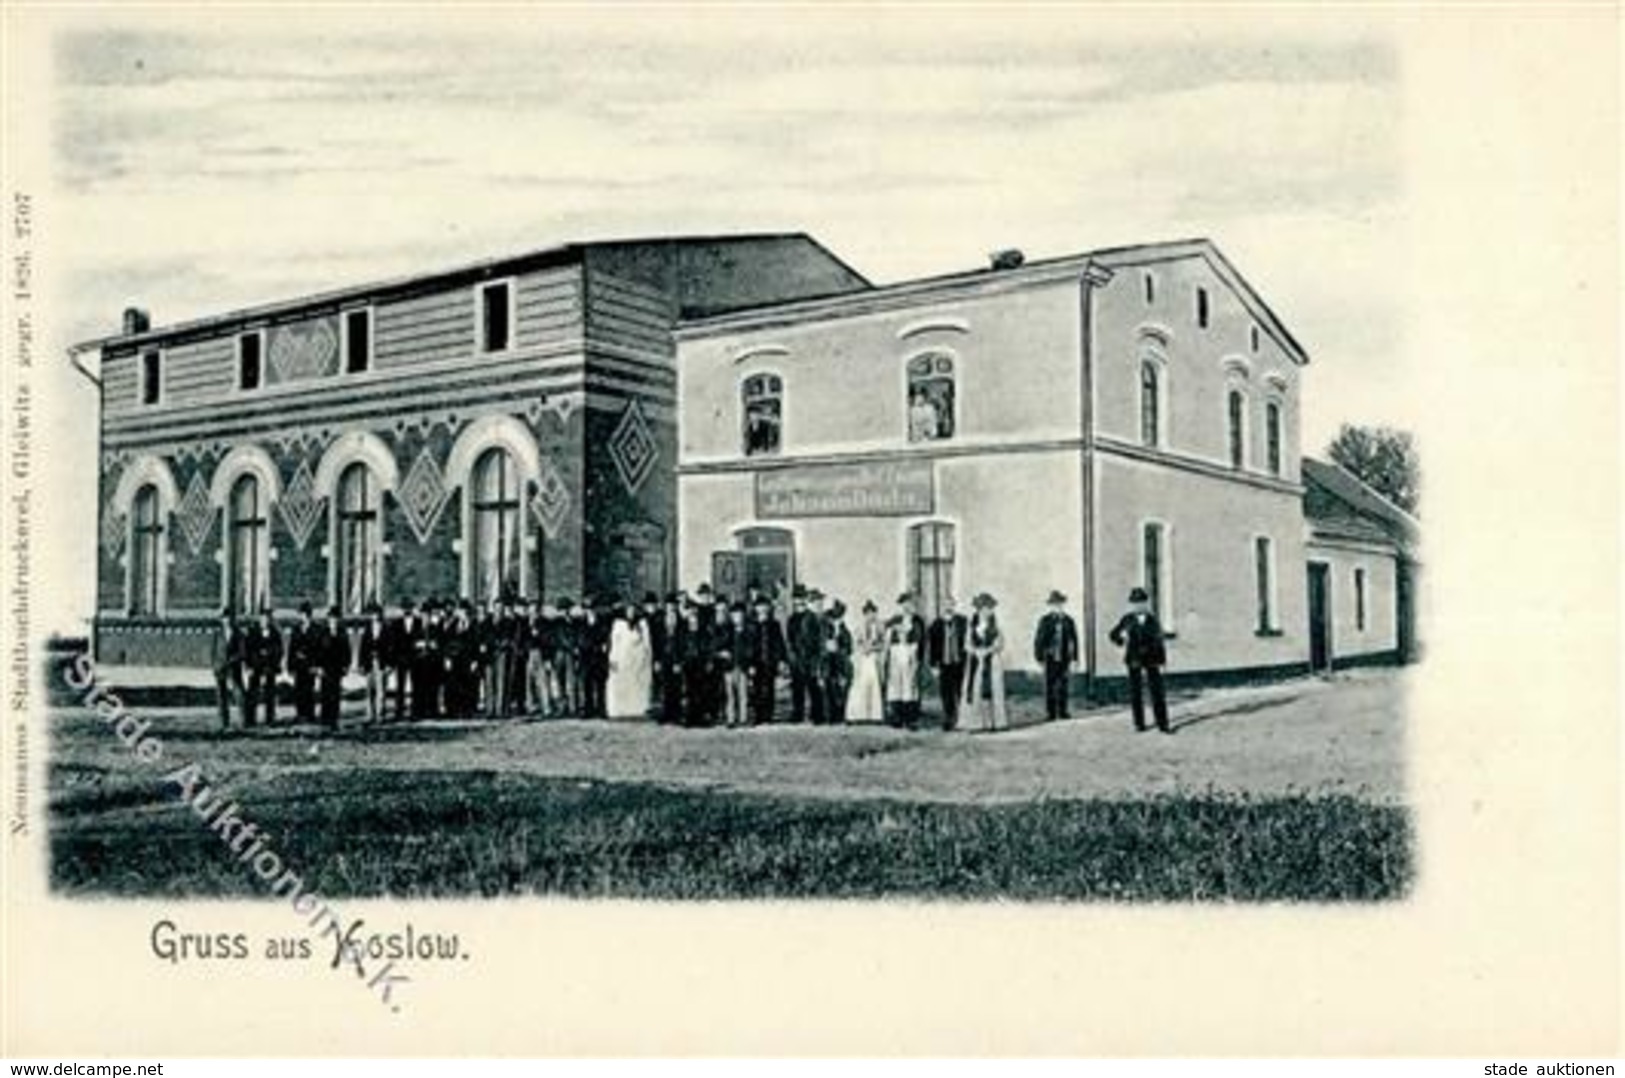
[72,232,869,354]
[1302,457,1420,550]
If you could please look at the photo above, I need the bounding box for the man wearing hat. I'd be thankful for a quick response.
[927,596,969,731]
[1108,587,1170,733]
[1034,590,1081,721]
[357,603,390,724]
[245,607,284,728]
[822,599,854,724]
[717,600,753,727]
[746,593,787,725]
[887,592,928,729]
[785,586,825,724]
[317,605,352,730]
[577,597,610,719]
[287,600,319,725]
[648,592,686,725]
[210,607,245,731]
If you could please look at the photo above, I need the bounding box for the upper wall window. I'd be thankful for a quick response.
[479,281,513,354]
[1139,360,1161,447]
[1354,567,1368,632]
[1265,400,1283,476]
[1250,324,1261,353]
[742,373,783,457]
[1227,388,1247,469]
[1143,272,1155,305]
[237,332,262,391]
[140,350,161,405]
[1196,286,1210,329]
[906,352,955,442]
[344,308,373,374]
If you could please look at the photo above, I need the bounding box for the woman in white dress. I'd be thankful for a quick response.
[606,601,653,720]
[961,592,1009,732]
[846,601,888,723]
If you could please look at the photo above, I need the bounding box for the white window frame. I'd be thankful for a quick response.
[476,278,517,355]
[740,369,786,458]
[1138,518,1176,634]
[1225,384,1250,471]
[1253,533,1280,634]
[341,306,375,375]
[1264,397,1283,476]
[902,346,958,445]
[1138,350,1169,450]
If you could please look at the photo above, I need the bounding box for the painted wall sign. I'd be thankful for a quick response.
[755,459,934,518]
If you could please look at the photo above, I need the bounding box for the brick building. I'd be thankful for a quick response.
[75,235,869,666]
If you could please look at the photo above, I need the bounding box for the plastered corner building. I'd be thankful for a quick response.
[77,235,870,666]
[675,238,1421,698]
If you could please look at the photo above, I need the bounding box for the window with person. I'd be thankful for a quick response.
[227,473,268,613]
[906,352,955,442]
[335,462,380,614]
[908,521,956,623]
[129,483,163,615]
[471,446,521,603]
[742,373,783,456]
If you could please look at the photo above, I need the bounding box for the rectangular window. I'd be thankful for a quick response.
[1143,271,1155,305]
[140,349,161,405]
[1143,521,1168,624]
[1228,390,1246,469]
[1355,567,1367,632]
[1196,286,1210,329]
[1250,324,1261,353]
[479,281,512,353]
[909,522,956,624]
[1255,536,1277,633]
[237,332,262,391]
[1266,402,1282,476]
[344,308,372,373]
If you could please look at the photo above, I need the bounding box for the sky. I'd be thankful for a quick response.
[36,10,1414,629]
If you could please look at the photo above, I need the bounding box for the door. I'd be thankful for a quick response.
[734,527,795,602]
[1307,562,1332,671]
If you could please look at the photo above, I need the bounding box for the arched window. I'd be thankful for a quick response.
[335,462,380,614]
[908,522,956,623]
[228,473,269,613]
[906,352,955,442]
[471,447,521,603]
[1265,400,1282,476]
[129,483,163,615]
[1227,389,1247,469]
[1139,360,1161,447]
[742,374,783,456]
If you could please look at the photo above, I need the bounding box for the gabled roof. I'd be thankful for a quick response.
[1302,456,1420,550]
[69,232,870,356]
[675,237,1310,366]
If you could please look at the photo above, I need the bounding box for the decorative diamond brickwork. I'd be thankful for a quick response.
[530,455,571,540]
[100,504,125,555]
[399,446,450,544]
[174,470,216,555]
[278,459,323,550]
[608,398,657,496]
[269,318,338,382]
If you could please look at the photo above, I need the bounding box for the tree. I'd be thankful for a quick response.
[1326,424,1420,515]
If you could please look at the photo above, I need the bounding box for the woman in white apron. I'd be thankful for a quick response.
[846,601,888,723]
[606,602,653,720]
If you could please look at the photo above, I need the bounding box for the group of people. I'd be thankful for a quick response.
[209,582,1173,735]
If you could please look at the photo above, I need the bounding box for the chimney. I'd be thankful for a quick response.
[989,248,1025,271]
[122,307,150,335]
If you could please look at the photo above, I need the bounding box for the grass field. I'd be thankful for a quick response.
[48,669,1412,901]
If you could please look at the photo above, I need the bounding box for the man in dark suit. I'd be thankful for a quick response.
[1108,587,1170,734]
[287,601,318,725]
[822,599,854,724]
[389,601,420,721]
[1034,589,1081,721]
[247,609,283,728]
[927,597,969,730]
[578,598,609,719]
[746,594,786,725]
[554,598,580,716]
[648,592,686,725]
[317,605,351,730]
[677,599,715,728]
[785,588,825,724]
[357,603,389,724]
[716,600,752,727]
[210,607,245,731]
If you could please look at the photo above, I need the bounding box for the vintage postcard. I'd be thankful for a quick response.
[1,3,1618,1058]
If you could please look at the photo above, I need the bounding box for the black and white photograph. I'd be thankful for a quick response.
[2,2,1618,1062]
